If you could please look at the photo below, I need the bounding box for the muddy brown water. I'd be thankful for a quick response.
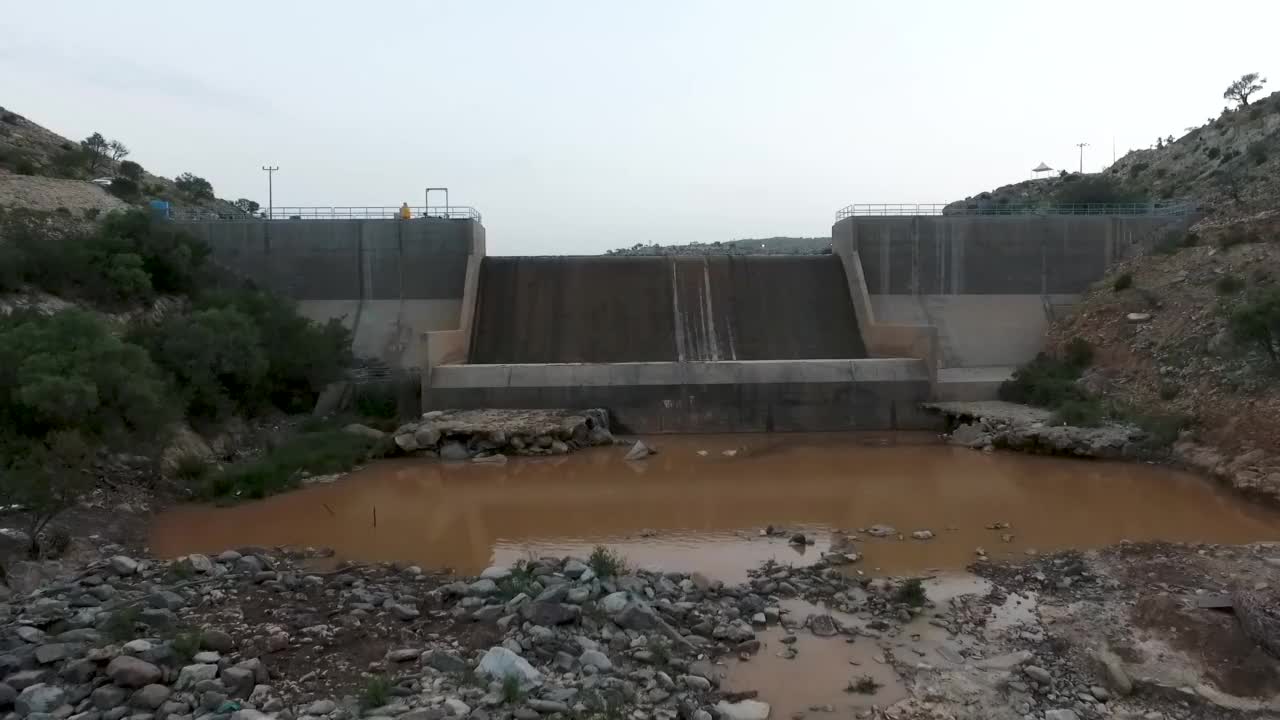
[150,433,1280,582]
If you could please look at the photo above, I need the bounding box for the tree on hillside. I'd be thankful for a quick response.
[1231,287,1280,366]
[108,140,129,164]
[175,172,214,200]
[234,198,260,215]
[118,160,144,181]
[81,132,109,174]
[1224,73,1267,107]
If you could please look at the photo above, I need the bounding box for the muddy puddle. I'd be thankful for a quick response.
[150,433,1280,582]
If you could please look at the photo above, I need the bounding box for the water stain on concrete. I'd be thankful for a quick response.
[151,433,1280,582]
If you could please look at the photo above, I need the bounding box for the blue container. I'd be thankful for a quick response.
[148,200,171,219]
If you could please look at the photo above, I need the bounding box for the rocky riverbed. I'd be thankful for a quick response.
[376,409,617,463]
[3,533,1279,720]
[924,402,1147,459]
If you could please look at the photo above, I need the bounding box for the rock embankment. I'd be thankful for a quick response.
[924,401,1146,458]
[350,409,615,462]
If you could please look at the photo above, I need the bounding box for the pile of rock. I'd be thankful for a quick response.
[924,401,1146,459]
[349,409,616,462]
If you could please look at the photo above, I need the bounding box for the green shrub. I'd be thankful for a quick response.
[102,607,141,642]
[998,341,1093,408]
[1158,383,1180,401]
[175,172,214,200]
[173,453,211,482]
[206,429,382,499]
[894,578,926,607]
[1218,226,1257,249]
[361,676,391,709]
[588,545,627,579]
[135,308,268,420]
[354,384,399,419]
[196,289,351,412]
[1230,287,1280,365]
[1216,274,1245,295]
[501,675,523,704]
[15,158,36,176]
[1128,162,1149,177]
[1050,398,1105,427]
[1112,273,1133,292]
[1181,232,1200,248]
[1055,176,1141,205]
[171,631,202,662]
[108,178,140,202]
[103,252,152,302]
[1206,146,1221,159]
[118,160,143,181]
[1063,337,1095,368]
[1247,142,1268,166]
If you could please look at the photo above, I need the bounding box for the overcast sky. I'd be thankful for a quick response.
[2,1,1275,255]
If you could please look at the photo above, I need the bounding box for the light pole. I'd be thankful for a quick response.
[262,166,279,218]
[1074,143,1089,174]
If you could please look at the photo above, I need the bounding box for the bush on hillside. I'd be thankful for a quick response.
[118,160,143,181]
[134,308,269,420]
[1113,273,1133,291]
[196,289,353,412]
[0,310,173,554]
[998,339,1094,408]
[1229,287,1280,366]
[108,177,140,202]
[1053,176,1141,206]
[175,172,214,200]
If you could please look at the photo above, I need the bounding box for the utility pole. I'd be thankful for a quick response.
[1075,143,1089,173]
[262,165,279,219]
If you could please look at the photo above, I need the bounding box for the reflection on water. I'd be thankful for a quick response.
[150,433,1280,582]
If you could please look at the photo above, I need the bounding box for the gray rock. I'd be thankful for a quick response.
[201,630,235,654]
[107,656,162,688]
[1023,665,1052,685]
[526,699,567,714]
[439,441,470,462]
[386,648,420,663]
[422,651,469,675]
[680,675,711,691]
[612,602,661,630]
[305,700,336,716]
[16,684,65,715]
[192,651,220,664]
[1093,650,1132,697]
[865,525,896,538]
[5,671,49,691]
[0,682,16,708]
[400,708,447,720]
[147,591,185,611]
[235,556,263,574]
[579,650,612,672]
[521,601,580,626]
[1044,711,1078,720]
[186,554,214,573]
[59,659,97,684]
[468,579,498,597]
[479,566,511,581]
[475,647,543,689]
[808,615,837,637]
[33,644,69,665]
[139,608,177,632]
[231,710,270,720]
[216,550,242,563]
[16,627,47,644]
[199,691,228,712]
[714,700,770,720]
[130,684,170,710]
[565,587,590,605]
[910,530,935,540]
[176,664,219,690]
[109,556,139,576]
[390,603,420,621]
[563,559,588,578]
[443,698,471,717]
[102,708,127,720]
[91,686,127,710]
[624,441,654,461]
[219,667,255,698]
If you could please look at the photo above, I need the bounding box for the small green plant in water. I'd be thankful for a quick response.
[361,675,392,709]
[589,545,627,579]
[894,578,926,607]
[846,675,882,694]
[501,674,524,704]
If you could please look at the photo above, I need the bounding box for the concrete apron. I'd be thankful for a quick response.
[425,359,939,434]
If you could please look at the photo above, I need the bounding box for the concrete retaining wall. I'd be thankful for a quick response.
[832,215,1172,295]
[176,218,484,368]
[426,359,938,433]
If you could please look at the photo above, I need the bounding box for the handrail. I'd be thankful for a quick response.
[166,205,482,222]
[835,201,1197,219]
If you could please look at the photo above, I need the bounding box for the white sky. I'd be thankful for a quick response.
[2,1,1275,255]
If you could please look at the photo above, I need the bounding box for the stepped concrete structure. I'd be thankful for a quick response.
[174,206,1190,431]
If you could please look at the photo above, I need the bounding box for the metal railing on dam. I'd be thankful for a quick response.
[835,201,1197,219]
[167,206,482,222]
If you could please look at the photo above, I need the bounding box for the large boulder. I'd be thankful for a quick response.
[475,646,543,690]
[715,700,771,720]
[16,684,65,715]
[106,656,162,688]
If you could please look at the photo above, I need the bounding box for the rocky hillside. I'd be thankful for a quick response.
[605,237,829,256]
[1043,217,1280,499]
[950,90,1280,218]
[0,107,239,216]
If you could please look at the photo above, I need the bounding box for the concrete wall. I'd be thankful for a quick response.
[832,214,1179,372]
[427,359,938,433]
[832,215,1173,295]
[177,218,483,368]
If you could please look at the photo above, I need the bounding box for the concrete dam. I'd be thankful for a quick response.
[174,206,1191,432]
[468,255,866,364]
